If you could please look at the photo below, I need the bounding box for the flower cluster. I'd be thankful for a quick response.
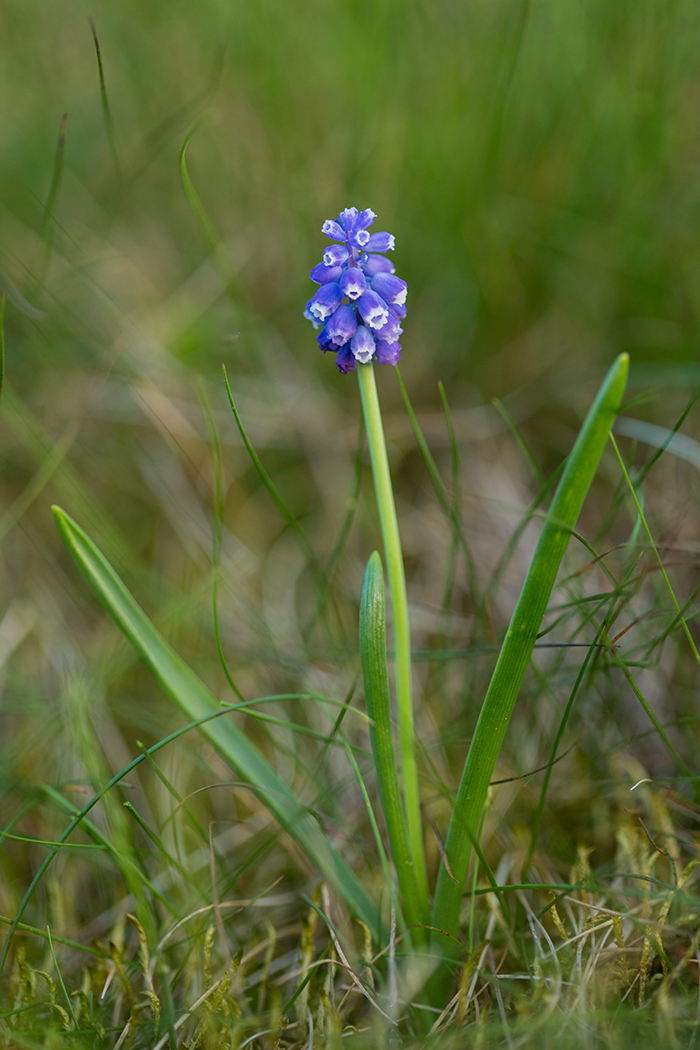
[304,207,406,373]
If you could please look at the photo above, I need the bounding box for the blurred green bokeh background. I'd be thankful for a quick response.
[3,0,700,967]
[5,0,700,396]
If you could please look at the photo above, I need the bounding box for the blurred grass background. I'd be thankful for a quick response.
[3,0,700,1042]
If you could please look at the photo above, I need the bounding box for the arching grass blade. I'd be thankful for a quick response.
[430,353,629,981]
[51,506,379,937]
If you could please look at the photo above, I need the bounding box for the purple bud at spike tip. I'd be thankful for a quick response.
[356,208,376,230]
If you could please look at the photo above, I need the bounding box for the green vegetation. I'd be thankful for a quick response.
[3,0,700,1045]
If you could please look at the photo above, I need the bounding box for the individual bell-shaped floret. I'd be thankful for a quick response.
[339,267,367,300]
[357,291,390,330]
[325,304,358,348]
[370,272,407,307]
[322,219,346,240]
[364,232,394,252]
[335,342,357,373]
[307,282,343,324]
[375,340,401,365]
[323,245,350,267]
[310,263,342,285]
[351,325,376,364]
[360,253,395,278]
[374,314,403,344]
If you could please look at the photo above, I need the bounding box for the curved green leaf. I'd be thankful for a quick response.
[431,353,629,964]
[52,506,379,935]
[360,551,429,939]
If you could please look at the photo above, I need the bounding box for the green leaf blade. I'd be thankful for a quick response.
[359,551,429,939]
[52,506,379,936]
[430,353,629,961]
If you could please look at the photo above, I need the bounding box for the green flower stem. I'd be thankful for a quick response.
[357,362,429,910]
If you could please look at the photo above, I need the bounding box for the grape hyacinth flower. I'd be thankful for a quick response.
[305,208,430,939]
[304,207,407,373]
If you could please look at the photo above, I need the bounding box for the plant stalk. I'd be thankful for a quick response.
[357,362,429,909]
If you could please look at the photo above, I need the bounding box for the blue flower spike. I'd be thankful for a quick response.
[305,207,406,372]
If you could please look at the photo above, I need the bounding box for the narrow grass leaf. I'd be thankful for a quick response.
[51,506,380,935]
[88,18,120,178]
[610,431,700,672]
[179,124,249,308]
[341,731,396,923]
[359,552,429,939]
[492,397,546,488]
[1,702,297,971]
[38,111,67,278]
[598,388,700,541]
[431,353,629,963]
[304,412,365,640]
[526,626,603,871]
[222,364,322,579]
[198,382,245,701]
[395,366,478,600]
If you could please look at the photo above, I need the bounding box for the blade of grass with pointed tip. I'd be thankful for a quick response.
[359,552,429,942]
[303,412,365,641]
[437,380,463,619]
[180,123,224,260]
[610,431,700,673]
[89,18,120,178]
[51,506,379,936]
[395,367,479,602]
[39,112,67,263]
[179,126,248,308]
[198,381,245,702]
[430,353,629,969]
[222,364,322,580]
[492,396,546,489]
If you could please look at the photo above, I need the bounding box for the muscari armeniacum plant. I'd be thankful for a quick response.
[37,199,629,1004]
[304,208,432,945]
[304,207,630,991]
